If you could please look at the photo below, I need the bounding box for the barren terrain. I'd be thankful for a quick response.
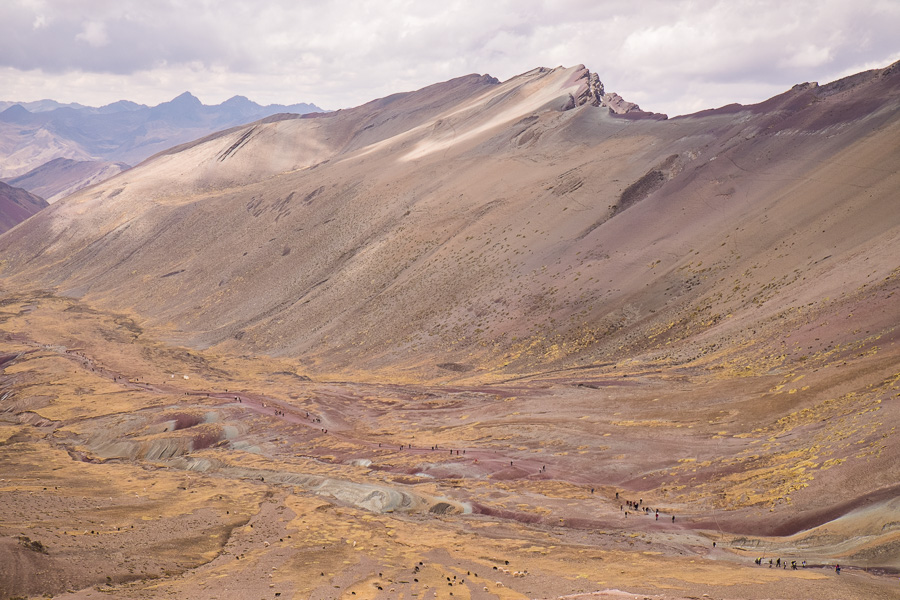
[1,63,899,599]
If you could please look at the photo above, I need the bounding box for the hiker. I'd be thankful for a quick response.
[672,515,675,523]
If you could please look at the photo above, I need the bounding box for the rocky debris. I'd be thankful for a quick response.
[575,71,606,107]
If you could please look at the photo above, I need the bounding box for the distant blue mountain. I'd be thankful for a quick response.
[0,93,326,176]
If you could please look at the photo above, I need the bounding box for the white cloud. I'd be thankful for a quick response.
[780,44,833,70]
[0,0,898,116]
[75,20,109,47]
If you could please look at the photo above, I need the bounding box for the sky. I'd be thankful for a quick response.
[1,0,899,117]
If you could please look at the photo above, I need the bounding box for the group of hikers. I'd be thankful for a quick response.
[753,557,844,573]
[617,493,674,522]
[756,557,801,569]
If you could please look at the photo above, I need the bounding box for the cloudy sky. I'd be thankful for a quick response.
[2,0,899,116]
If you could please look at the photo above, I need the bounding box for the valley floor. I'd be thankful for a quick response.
[1,292,898,600]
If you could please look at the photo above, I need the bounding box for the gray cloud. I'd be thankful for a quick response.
[1,0,898,116]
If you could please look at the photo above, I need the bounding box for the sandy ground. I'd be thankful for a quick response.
[1,292,898,600]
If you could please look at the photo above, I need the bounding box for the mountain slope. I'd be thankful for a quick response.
[0,181,48,233]
[5,157,130,204]
[1,63,896,382]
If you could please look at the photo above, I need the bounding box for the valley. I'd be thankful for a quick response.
[1,61,899,599]
[1,288,896,599]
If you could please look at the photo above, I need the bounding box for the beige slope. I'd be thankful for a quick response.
[5,158,130,204]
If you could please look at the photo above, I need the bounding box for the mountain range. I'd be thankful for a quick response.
[0,63,898,599]
[0,92,324,203]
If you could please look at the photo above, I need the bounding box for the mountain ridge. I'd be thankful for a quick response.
[0,92,325,181]
[4,157,130,204]
[1,62,896,381]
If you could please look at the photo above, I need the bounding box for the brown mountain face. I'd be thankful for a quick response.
[1,64,897,381]
[1,64,899,599]
[0,180,47,233]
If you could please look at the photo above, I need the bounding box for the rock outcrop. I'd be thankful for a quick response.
[575,70,606,106]
[602,92,640,114]
[569,67,665,118]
